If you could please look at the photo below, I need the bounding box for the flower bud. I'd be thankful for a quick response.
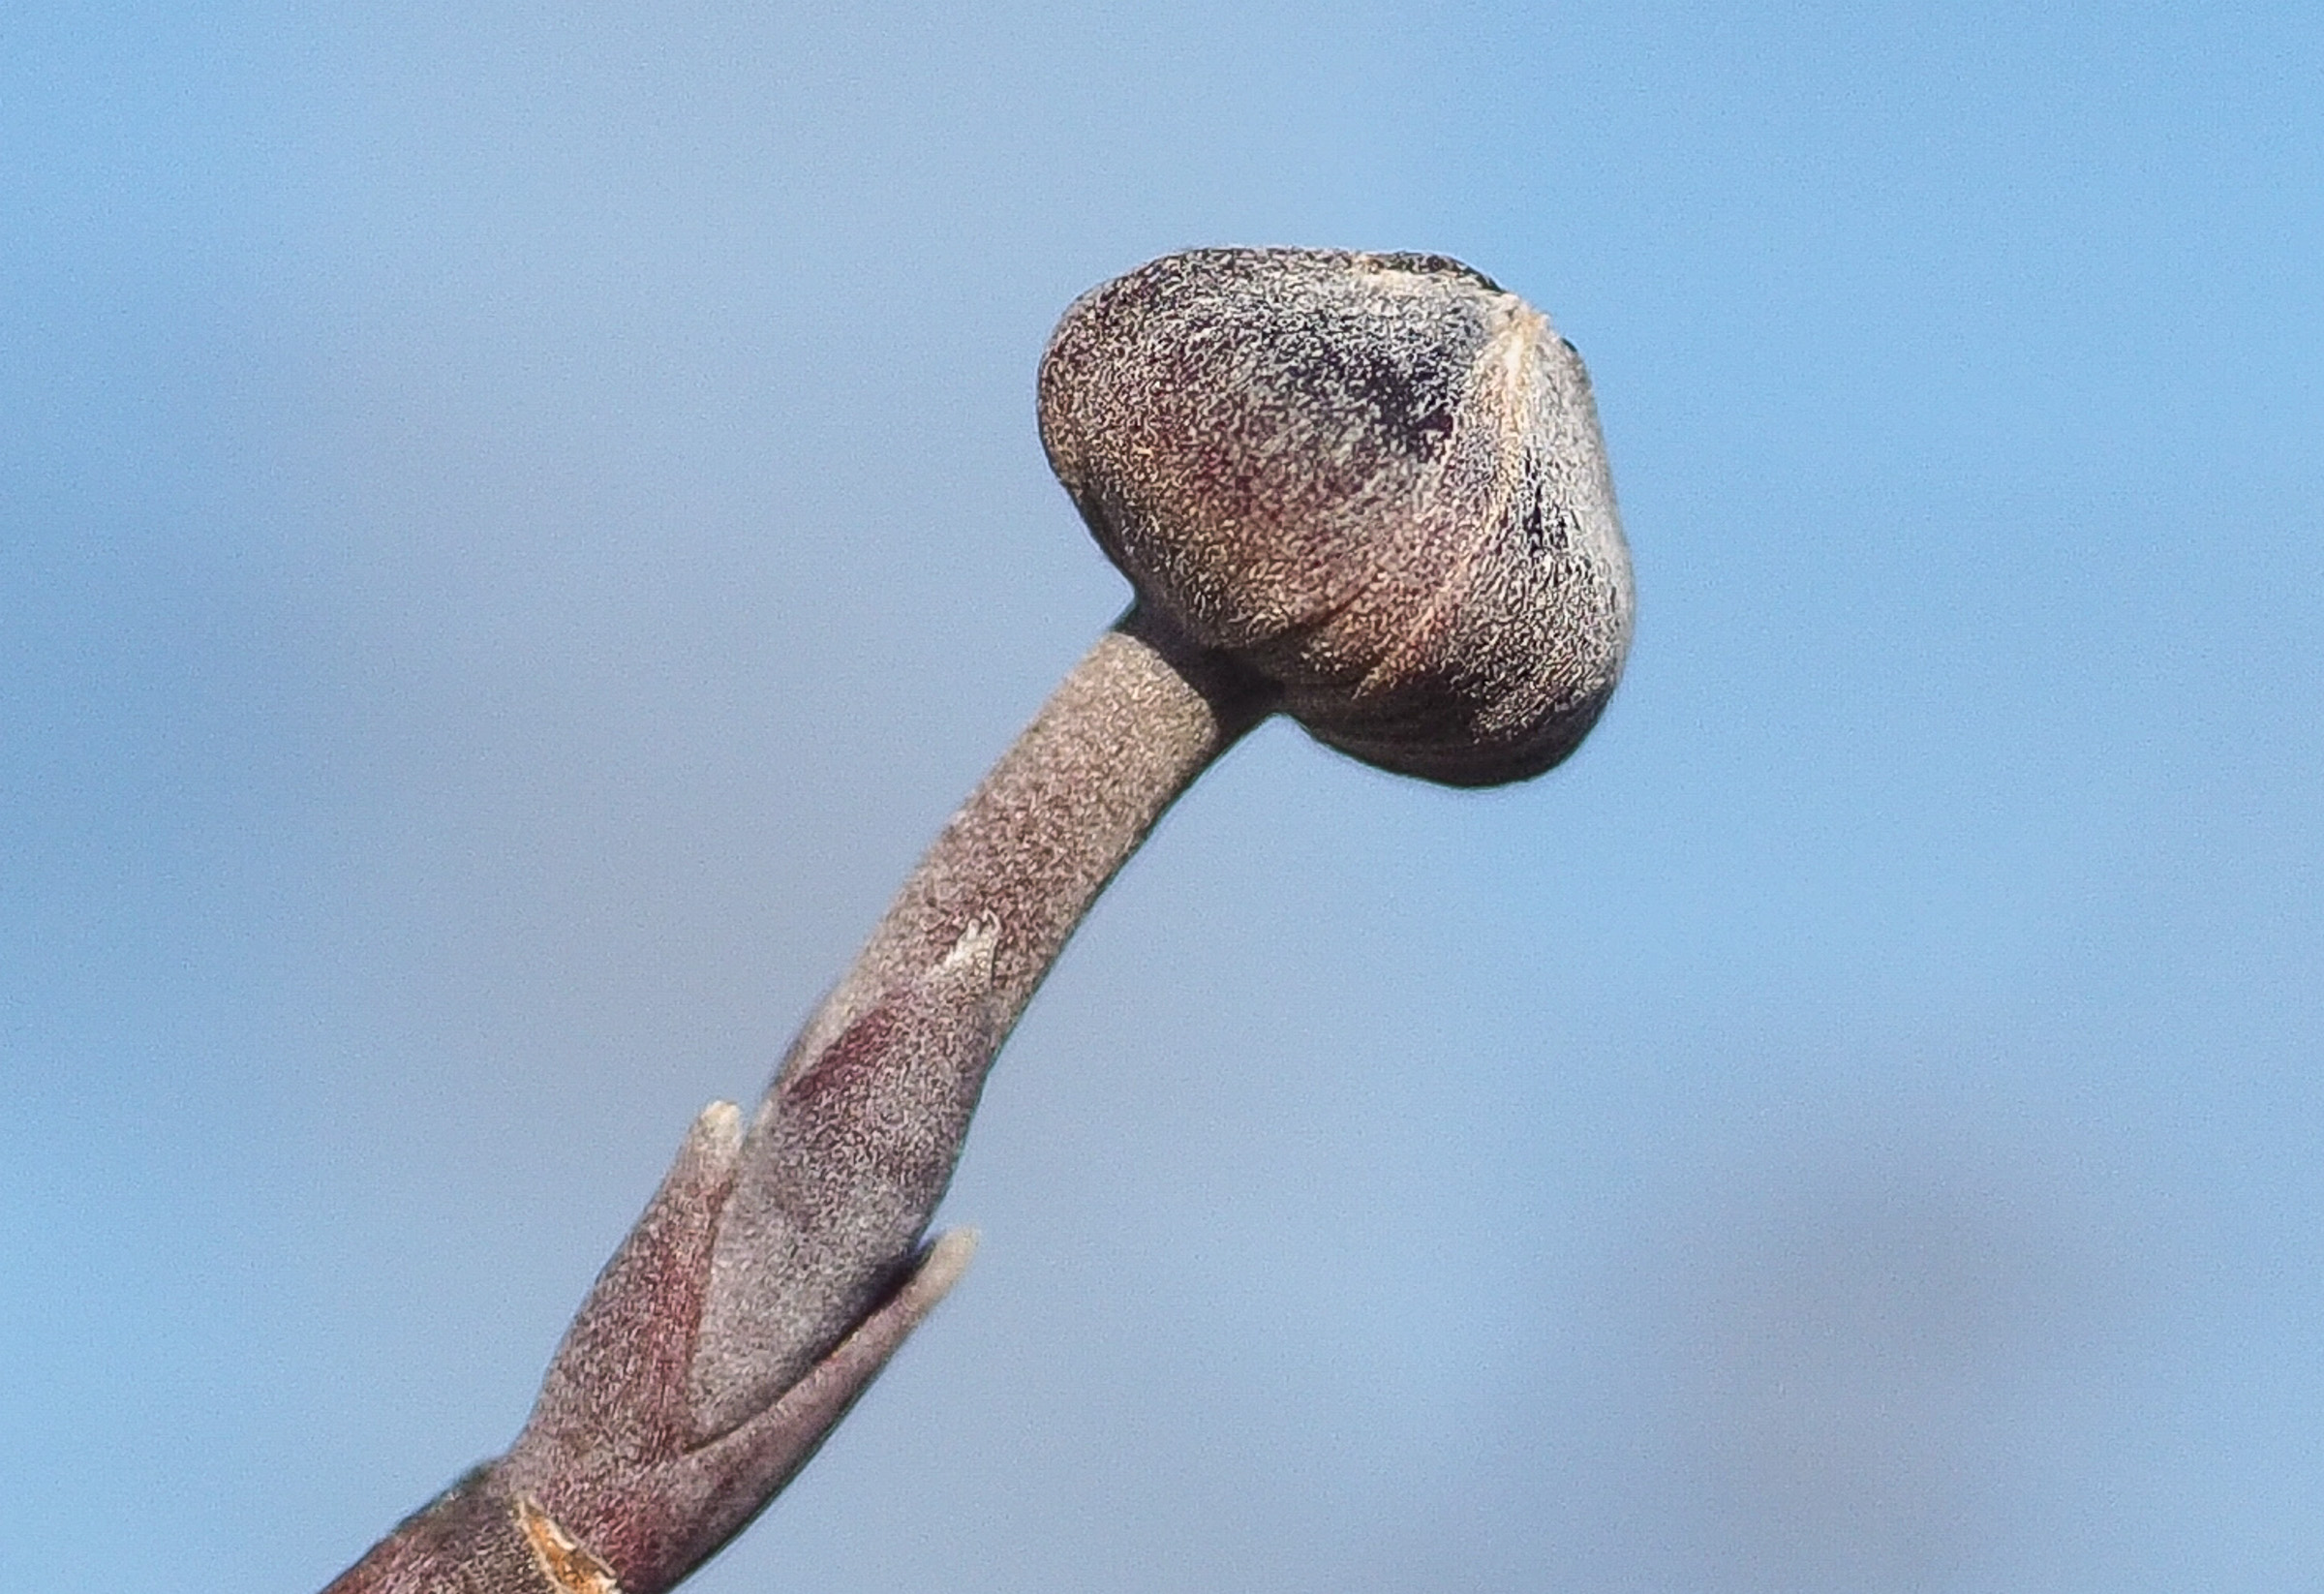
[1039,247,1633,786]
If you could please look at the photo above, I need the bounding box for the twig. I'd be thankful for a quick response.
[319,246,1632,1593]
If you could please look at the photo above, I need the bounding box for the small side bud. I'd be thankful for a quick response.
[688,916,1001,1437]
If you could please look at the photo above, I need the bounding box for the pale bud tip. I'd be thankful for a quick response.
[694,1099,745,1154]
[937,913,1001,981]
[917,1227,981,1299]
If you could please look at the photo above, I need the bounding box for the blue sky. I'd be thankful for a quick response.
[4,3,2319,1589]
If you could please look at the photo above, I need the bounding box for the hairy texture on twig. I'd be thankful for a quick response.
[692,617,1270,1424]
[318,622,1266,1594]
[322,1469,603,1594]
[318,246,1632,1594]
[688,917,1002,1434]
[776,615,1270,1075]
[322,1048,980,1594]
[323,1229,972,1593]
[1041,247,1633,786]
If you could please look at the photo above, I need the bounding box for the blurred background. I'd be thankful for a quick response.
[3,2,2318,1589]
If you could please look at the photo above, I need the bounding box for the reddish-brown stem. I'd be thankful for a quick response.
[320,605,1274,1594]
[793,601,1272,1069]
